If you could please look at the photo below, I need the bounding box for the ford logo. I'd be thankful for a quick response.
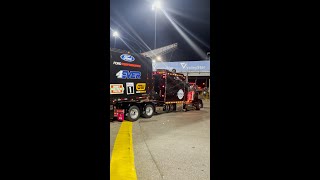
[120,54,135,62]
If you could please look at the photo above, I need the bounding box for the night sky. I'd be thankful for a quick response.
[110,0,210,61]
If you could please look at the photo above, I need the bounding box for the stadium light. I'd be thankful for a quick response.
[112,31,119,37]
[112,31,119,48]
[152,1,161,10]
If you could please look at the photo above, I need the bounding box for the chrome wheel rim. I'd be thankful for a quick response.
[130,109,139,119]
[145,106,153,116]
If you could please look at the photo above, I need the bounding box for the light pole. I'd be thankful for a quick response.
[152,1,161,50]
[112,31,119,48]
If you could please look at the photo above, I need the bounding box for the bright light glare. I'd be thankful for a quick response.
[112,31,119,37]
[111,13,157,56]
[170,16,210,49]
[156,56,162,61]
[152,60,156,63]
[152,1,161,10]
[162,9,207,59]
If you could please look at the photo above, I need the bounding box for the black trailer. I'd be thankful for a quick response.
[110,48,155,121]
[110,48,203,121]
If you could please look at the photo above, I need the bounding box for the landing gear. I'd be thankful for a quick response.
[164,104,170,113]
[170,104,175,112]
[183,104,189,112]
[200,101,203,108]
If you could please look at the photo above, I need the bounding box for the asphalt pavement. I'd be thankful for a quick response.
[110,100,210,180]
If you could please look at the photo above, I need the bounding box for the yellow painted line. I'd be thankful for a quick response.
[110,121,137,180]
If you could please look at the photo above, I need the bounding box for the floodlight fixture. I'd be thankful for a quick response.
[112,31,119,37]
[152,1,161,10]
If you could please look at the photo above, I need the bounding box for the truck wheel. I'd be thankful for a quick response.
[127,105,140,121]
[142,104,154,118]
[195,103,200,110]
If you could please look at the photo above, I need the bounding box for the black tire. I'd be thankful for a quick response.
[200,101,203,108]
[195,103,200,110]
[183,104,188,112]
[127,105,140,121]
[141,104,154,118]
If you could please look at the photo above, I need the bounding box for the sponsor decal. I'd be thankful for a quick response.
[136,90,146,93]
[113,61,121,65]
[126,82,135,95]
[110,84,124,94]
[177,89,184,100]
[122,62,141,68]
[120,54,135,62]
[116,70,141,79]
[113,61,141,68]
[136,83,146,93]
[136,83,146,90]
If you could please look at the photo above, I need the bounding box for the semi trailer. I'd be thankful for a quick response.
[110,48,203,121]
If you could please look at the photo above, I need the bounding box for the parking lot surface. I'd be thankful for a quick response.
[110,100,210,180]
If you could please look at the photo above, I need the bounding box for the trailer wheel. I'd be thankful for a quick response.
[142,104,154,118]
[195,103,200,110]
[127,105,140,121]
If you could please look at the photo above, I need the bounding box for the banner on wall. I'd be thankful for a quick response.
[152,61,210,72]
